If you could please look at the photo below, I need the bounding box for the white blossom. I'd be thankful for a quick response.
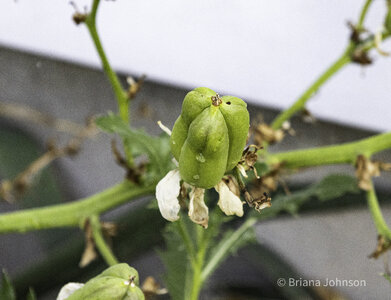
[156,169,181,221]
[56,283,84,300]
[188,187,208,228]
[215,180,244,217]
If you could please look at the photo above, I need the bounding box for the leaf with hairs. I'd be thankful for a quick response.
[0,270,16,300]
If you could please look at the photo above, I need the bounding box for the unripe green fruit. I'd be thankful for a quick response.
[66,264,144,300]
[170,87,249,189]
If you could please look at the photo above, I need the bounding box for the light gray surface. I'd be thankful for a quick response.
[1,0,391,131]
[1,46,391,299]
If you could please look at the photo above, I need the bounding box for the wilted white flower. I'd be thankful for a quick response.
[188,187,208,228]
[56,283,84,300]
[215,180,244,217]
[156,170,244,228]
[156,120,245,227]
[155,169,181,221]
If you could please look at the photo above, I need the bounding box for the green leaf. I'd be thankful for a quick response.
[314,174,359,201]
[0,270,16,300]
[26,288,37,300]
[383,273,391,284]
[95,114,173,180]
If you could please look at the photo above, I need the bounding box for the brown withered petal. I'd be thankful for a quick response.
[142,276,167,297]
[188,187,209,228]
[79,220,98,268]
[355,155,381,191]
[254,123,284,145]
[223,175,241,197]
[369,235,391,259]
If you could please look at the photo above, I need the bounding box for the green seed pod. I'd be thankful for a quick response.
[66,263,144,300]
[170,87,249,189]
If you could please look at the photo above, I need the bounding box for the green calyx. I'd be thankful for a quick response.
[170,87,249,189]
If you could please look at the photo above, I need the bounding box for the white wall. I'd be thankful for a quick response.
[1,0,390,131]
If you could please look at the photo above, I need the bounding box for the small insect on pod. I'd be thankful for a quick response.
[170,87,250,189]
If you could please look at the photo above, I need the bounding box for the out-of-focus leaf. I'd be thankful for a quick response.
[314,174,359,201]
[383,273,391,284]
[0,270,16,300]
[0,128,66,248]
[0,128,63,208]
[26,288,37,300]
[95,114,173,180]
[255,174,360,219]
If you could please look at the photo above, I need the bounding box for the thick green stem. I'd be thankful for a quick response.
[189,226,208,300]
[0,182,155,233]
[201,217,257,281]
[85,0,128,123]
[266,132,391,169]
[367,180,391,240]
[190,263,202,300]
[90,214,119,266]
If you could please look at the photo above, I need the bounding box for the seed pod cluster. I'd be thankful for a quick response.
[66,264,144,300]
[170,87,249,189]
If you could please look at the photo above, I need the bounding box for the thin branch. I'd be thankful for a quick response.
[0,122,97,202]
[201,217,257,281]
[357,0,373,30]
[85,0,128,123]
[0,101,86,135]
[367,180,391,240]
[89,214,119,266]
[270,0,378,131]
[271,51,351,130]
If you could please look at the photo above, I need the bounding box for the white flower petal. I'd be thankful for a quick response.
[56,283,84,300]
[188,187,209,228]
[156,169,181,221]
[215,180,244,217]
[157,120,172,136]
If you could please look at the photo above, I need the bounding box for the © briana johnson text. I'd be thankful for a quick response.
[289,277,366,287]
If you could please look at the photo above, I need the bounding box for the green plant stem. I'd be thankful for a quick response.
[201,217,257,281]
[358,0,373,29]
[89,214,119,266]
[271,50,351,130]
[270,0,377,131]
[0,181,155,233]
[189,226,208,300]
[366,180,391,241]
[266,132,391,169]
[176,220,197,268]
[85,0,128,123]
